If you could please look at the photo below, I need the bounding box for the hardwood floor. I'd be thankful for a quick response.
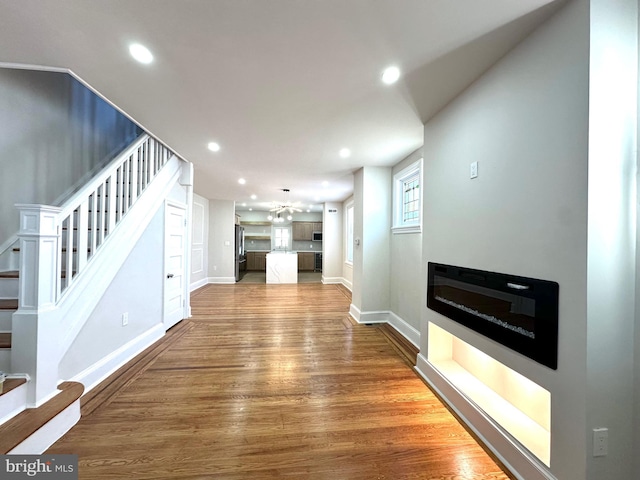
[47,283,512,479]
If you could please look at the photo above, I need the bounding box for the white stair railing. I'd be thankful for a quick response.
[19,134,173,302]
[13,134,179,406]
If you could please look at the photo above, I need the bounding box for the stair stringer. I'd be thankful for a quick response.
[11,155,184,406]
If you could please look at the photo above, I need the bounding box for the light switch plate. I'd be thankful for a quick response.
[470,161,478,179]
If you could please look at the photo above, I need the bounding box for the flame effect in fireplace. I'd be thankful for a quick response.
[435,295,535,339]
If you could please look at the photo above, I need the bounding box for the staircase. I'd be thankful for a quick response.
[0,247,86,373]
[0,231,97,372]
[0,132,188,453]
[0,270,18,372]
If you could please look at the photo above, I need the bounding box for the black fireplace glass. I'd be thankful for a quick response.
[427,263,559,369]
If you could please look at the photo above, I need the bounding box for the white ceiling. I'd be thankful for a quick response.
[0,0,563,212]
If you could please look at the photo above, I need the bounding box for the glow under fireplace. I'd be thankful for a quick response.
[428,322,551,467]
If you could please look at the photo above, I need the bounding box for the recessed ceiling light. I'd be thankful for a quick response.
[238,178,246,185]
[321,181,330,187]
[207,142,220,152]
[249,208,253,211]
[339,148,351,158]
[250,194,257,200]
[129,43,153,64]
[382,65,400,85]
[241,203,247,207]
[306,209,310,213]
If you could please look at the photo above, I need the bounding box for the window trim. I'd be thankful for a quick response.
[392,158,422,234]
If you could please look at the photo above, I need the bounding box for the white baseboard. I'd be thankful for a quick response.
[8,401,81,454]
[349,304,389,324]
[207,276,236,284]
[70,324,165,395]
[414,354,555,480]
[348,306,419,346]
[349,303,361,322]
[321,275,343,284]
[190,277,208,292]
[321,276,352,291]
[387,311,420,347]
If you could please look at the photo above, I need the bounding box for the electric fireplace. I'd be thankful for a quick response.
[427,263,559,369]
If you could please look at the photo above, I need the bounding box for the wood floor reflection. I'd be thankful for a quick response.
[48,283,513,479]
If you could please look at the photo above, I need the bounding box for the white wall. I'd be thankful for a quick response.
[586,0,637,478]
[322,202,343,284]
[389,149,423,334]
[191,193,209,290]
[352,170,364,310]
[59,205,164,381]
[351,167,391,321]
[0,68,140,250]
[418,1,590,478]
[208,199,236,282]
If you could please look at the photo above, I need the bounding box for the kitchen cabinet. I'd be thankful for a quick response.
[246,252,267,271]
[255,252,266,271]
[292,222,322,241]
[297,252,315,271]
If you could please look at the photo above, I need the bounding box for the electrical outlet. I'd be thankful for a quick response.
[593,428,608,457]
[122,312,129,327]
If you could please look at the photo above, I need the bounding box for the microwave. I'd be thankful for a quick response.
[312,231,322,241]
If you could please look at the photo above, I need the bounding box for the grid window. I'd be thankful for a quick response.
[393,158,422,233]
[274,227,290,249]
[403,174,420,223]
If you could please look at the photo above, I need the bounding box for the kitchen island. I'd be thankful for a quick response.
[266,251,298,284]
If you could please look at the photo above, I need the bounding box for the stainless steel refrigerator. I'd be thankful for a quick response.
[234,225,246,282]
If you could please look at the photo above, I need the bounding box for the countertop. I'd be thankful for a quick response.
[246,250,320,253]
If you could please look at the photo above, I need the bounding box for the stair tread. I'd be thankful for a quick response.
[0,332,10,349]
[0,378,27,397]
[0,381,84,454]
[0,299,18,310]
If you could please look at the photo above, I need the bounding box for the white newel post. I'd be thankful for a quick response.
[12,204,62,407]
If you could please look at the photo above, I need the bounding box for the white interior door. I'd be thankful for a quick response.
[164,203,186,329]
